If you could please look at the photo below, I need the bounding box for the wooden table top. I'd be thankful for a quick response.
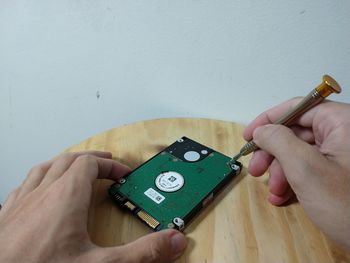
[66,118,349,263]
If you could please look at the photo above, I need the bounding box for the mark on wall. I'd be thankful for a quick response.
[8,86,13,129]
[96,91,101,99]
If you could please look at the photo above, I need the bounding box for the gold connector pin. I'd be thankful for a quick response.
[137,210,160,230]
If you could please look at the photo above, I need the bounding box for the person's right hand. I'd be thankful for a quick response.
[244,99,350,251]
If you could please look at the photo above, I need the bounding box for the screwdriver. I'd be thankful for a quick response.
[228,75,342,169]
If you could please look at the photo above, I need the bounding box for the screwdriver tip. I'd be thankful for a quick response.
[227,152,242,169]
[232,152,242,162]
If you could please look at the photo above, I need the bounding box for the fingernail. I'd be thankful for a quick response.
[170,232,187,258]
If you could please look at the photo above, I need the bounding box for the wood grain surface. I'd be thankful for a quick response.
[66,118,350,263]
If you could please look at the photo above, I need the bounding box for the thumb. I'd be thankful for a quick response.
[252,124,328,189]
[93,229,187,263]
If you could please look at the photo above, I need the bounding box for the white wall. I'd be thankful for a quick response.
[1,0,349,203]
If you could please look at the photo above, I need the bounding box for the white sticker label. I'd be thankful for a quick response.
[155,171,185,192]
[144,188,165,204]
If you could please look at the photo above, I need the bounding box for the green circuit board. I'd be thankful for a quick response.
[109,136,241,231]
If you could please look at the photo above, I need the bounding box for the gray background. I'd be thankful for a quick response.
[1,0,350,203]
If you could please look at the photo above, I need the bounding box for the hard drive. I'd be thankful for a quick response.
[109,136,242,231]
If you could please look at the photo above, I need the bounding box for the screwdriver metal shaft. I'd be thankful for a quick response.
[228,75,342,168]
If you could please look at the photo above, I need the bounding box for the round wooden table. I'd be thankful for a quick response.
[66,118,349,263]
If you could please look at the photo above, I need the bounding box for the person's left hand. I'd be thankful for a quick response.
[0,151,187,263]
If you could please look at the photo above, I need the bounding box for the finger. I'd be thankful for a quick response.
[16,161,52,199]
[248,150,274,177]
[253,124,328,193]
[53,156,131,211]
[247,127,314,178]
[0,187,21,214]
[268,158,289,196]
[243,97,331,141]
[290,125,315,144]
[40,151,113,188]
[91,229,187,263]
[247,126,314,178]
[267,159,295,206]
[268,188,294,206]
[63,155,131,185]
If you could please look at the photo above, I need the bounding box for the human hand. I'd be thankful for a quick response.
[0,151,187,263]
[244,99,350,250]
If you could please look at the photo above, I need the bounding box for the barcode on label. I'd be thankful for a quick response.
[144,188,165,204]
